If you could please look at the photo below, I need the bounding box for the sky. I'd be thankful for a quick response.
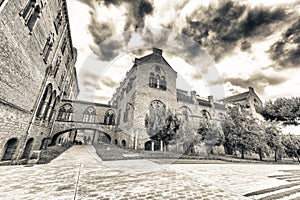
[66,0,300,104]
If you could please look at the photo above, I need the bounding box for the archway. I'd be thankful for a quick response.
[2,138,18,161]
[145,141,151,151]
[51,128,112,146]
[121,140,126,148]
[21,138,34,159]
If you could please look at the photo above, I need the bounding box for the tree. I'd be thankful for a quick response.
[222,106,261,159]
[150,111,180,151]
[264,121,282,161]
[261,97,300,125]
[282,134,300,163]
[198,119,224,155]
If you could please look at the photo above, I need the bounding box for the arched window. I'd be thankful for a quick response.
[21,138,34,159]
[83,106,96,123]
[104,110,115,125]
[21,0,41,32]
[179,106,192,122]
[36,83,52,119]
[57,103,73,121]
[201,110,211,122]
[2,138,18,161]
[121,140,126,148]
[149,65,167,90]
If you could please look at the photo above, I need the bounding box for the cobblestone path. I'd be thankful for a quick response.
[0,145,299,200]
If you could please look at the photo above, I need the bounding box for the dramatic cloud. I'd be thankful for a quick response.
[223,71,287,94]
[269,18,300,69]
[100,76,117,88]
[104,0,154,30]
[181,1,291,62]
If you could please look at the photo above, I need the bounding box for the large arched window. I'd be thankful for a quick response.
[83,106,96,123]
[149,65,167,90]
[147,100,166,134]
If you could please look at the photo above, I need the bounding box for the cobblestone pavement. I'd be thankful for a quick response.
[0,146,299,200]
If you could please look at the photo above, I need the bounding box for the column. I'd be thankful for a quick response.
[151,141,154,151]
[160,140,163,152]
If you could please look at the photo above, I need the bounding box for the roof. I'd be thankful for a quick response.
[135,48,177,74]
[223,91,250,102]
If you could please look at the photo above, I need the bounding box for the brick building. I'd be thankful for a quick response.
[0,0,78,164]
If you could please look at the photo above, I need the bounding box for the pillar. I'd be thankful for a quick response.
[160,140,163,152]
[151,141,154,151]
[93,130,100,144]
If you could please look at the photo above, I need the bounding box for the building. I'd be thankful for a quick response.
[48,48,228,154]
[223,87,263,119]
[0,0,78,164]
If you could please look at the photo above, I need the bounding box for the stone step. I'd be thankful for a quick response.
[244,182,300,200]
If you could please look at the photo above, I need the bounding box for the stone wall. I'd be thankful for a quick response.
[0,0,78,162]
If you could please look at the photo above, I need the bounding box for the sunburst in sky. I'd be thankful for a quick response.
[67,0,300,104]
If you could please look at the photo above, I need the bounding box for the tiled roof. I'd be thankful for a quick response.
[224,91,249,102]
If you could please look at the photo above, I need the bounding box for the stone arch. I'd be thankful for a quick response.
[83,106,96,123]
[21,138,34,159]
[51,128,112,146]
[1,138,18,161]
[36,83,53,119]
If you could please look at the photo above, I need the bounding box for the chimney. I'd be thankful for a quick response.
[153,48,162,55]
[249,87,254,93]
[208,95,214,104]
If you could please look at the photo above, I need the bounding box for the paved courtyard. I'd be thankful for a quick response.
[0,146,300,200]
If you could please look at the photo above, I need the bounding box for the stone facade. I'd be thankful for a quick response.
[223,87,263,119]
[107,48,226,150]
[0,0,78,163]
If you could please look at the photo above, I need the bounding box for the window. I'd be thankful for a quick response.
[42,33,54,63]
[61,38,67,54]
[57,104,73,121]
[104,110,115,125]
[54,56,61,78]
[21,0,41,32]
[54,10,63,33]
[83,106,96,123]
[149,65,167,90]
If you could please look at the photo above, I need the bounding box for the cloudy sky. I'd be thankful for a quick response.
[66,0,300,104]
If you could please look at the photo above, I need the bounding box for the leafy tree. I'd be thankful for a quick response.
[150,111,180,151]
[261,97,300,125]
[281,134,300,163]
[264,121,282,161]
[198,119,224,154]
[222,106,261,159]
